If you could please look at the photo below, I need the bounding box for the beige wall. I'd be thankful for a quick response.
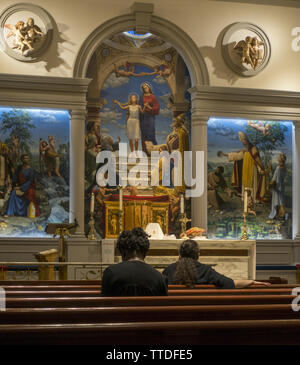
[0,0,300,90]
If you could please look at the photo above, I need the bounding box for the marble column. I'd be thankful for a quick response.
[190,115,208,230]
[188,87,209,231]
[70,109,86,236]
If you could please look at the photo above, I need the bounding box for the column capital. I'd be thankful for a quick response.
[293,120,300,130]
[191,114,209,126]
[70,108,87,119]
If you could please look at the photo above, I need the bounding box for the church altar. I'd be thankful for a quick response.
[104,194,170,237]
[101,239,256,280]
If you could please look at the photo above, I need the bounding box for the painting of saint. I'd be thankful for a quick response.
[5,154,40,217]
[0,107,70,237]
[113,94,143,154]
[268,153,287,221]
[139,82,160,153]
[208,117,293,239]
[218,131,266,203]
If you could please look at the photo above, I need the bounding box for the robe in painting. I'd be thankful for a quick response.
[228,144,266,203]
[269,165,286,219]
[140,94,160,151]
[6,165,40,217]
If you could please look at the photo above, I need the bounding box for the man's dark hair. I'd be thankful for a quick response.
[174,240,199,287]
[116,227,150,261]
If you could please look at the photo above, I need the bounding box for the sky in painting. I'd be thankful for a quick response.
[100,64,180,148]
[207,117,293,164]
[0,107,70,154]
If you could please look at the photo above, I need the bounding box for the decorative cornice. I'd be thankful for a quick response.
[0,73,91,109]
[189,85,300,121]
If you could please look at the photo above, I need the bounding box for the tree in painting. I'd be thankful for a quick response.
[0,108,35,159]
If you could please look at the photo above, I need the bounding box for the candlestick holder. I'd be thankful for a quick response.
[118,209,123,234]
[179,212,191,238]
[88,212,96,240]
[241,212,249,240]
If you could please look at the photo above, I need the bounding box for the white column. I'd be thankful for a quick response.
[191,116,208,230]
[188,87,209,230]
[70,109,86,236]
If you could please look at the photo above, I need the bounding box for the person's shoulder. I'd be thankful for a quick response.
[103,262,125,273]
[162,262,177,274]
[195,261,211,273]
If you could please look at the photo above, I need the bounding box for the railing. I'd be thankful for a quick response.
[0,261,172,281]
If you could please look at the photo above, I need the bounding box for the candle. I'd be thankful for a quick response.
[243,189,248,214]
[90,193,95,214]
[180,194,184,214]
[119,186,123,211]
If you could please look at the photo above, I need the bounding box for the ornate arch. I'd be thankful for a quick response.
[73,6,209,87]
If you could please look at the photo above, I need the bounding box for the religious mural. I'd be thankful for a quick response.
[0,107,70,237]
[84,31,192,238]
[207,117,293,239]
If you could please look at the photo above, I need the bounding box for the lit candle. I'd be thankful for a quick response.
[119,186,123,211]
[90,193,95,214]
[180,194,184,214]
[243,188,248,214]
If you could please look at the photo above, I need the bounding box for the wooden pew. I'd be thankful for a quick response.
[0,319,300,345]
[0,304,298,325]
[3,288,296,298]
[4,294,297,308]
[0,280,101,285]
[3,285,101,291]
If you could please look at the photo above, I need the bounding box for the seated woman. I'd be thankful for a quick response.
[162,240,270,289]
[101,228,168,296]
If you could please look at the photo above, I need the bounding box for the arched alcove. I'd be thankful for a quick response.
[73,9,209,87]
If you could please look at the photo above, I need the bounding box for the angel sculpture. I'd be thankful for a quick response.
[5,21,33,54]
[5,18,44,55]
[248,120,271,136]
[233,36,264,70]
[24,18,44,45]
[251,37,264,70]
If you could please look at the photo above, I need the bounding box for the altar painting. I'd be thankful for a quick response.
[84,31,192,238]
[207,117,293,239]
[0,107,70,237]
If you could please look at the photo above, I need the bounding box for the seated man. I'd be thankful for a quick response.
[163,240,271,288]
[101,228,168,296]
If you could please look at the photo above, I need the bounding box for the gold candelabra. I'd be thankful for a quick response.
[53,227,71,280]
[88,212,96,240]
[241,212,249,240]
[179,212,191,238]
[118,209,123,234]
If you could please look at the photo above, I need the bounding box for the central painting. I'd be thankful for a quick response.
[84,31,192,238]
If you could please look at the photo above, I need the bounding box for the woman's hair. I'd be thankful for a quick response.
[173,240,199,287]
[116,227,150,261]
[141,82,153,94]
